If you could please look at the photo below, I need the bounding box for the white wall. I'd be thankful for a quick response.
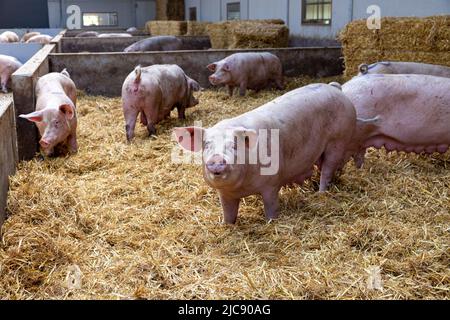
[188,0,450,39]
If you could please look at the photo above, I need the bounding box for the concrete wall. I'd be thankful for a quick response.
[0,95,17,227]
[48,0,156,29]
[48,47,343,96]
[186,0,450,39]
[12,44,56,161]
[60,36,211,53]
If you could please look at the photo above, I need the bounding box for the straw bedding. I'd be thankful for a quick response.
[340,16,450,77]
[1,76,449,299]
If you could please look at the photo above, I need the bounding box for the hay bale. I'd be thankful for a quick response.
[207,20,289,49]
[230,23,289,49]
[146,20,187,36]
[340,16,450,77]
[186,21,212,36]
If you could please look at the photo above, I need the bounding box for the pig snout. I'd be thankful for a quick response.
[206,155,227,175]
[209,75,218,85]
[39,139,50,148]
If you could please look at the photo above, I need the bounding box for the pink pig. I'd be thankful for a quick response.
[342,74,450,168]
[19,69,78,156]
[122,64,200,141]
[174,83,357,224]
[207,52,284,97]
[0,54,23,93]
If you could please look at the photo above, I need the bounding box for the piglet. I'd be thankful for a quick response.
[98,33,132,38]
[19,69,78,156]
[0,31,19,43]
[75,31,99,38]
[122,64,200,141]
[0,54,23,93]
[207,52,284,97]
[174,83,356,224]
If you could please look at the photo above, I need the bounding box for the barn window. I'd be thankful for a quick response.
[302,0,332,25]
[82,12,119,27]
[189,7,197,21]
[227,2,240,20]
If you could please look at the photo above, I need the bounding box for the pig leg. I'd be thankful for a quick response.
[124,108,138,142]
[239,81,247,97]
[67,134,78,154]
[0,75,8,93]
[142,107,157,136]
[219,194,240,224]
[227,85,234,97]
[319,145,346,192]
[177,105,186,120]
[275,76,284,90]
[140,112,148,126]
[353,149,366,169]
[261,188,280,220]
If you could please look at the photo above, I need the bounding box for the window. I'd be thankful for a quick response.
[189,7,197,21]
[302,0,332,25]
[82,12,118,27]
[227,2,240,21]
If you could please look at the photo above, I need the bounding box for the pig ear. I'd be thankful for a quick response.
[59,104,75,120]
[173,127,204,152]
[189,79,201,92]
[233,128,258,150]
[19,110,44,123]
[207,63,217,72]
[223,63,231,72]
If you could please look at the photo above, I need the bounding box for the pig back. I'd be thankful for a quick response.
[36,72,77,106]
[343,74,450,144]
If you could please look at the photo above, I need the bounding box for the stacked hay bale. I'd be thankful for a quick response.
[340,16,450,77]
[156,0,185,20]
[186,21,212,36]
[146,20,187,36]
[207,19,289,49]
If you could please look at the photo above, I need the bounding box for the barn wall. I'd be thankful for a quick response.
[0,96,17,228]
[48,47,343,96]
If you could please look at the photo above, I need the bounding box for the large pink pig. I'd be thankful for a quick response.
[19,69,78,156]
[173,83,356,224]
[207,52,284,97]
[122,64,201,141]
[358,61,450,78]
[342,74,450,168]
[0,54,23,93]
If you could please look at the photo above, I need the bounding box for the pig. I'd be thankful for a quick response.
[75,31,99,38]
[126,27,138,33]
[173,83,357,224]
[0,31,19,42]
[207,52,284,97]
[358,61,450,78]
[26,34,53,44]
[19,69,78,156]
[123,36,183,52]
[342,74,450,168]
[21,31,41,42]
[122,64,201,141]
[98,33,132,38]
[0,54,23,93]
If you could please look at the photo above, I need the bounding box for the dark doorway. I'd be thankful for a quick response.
[0,0,49,28]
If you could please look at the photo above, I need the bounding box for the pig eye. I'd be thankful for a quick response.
[204,141,212,149]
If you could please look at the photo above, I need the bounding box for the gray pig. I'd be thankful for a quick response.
[123,36,183,52]
[173,83,357,224]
